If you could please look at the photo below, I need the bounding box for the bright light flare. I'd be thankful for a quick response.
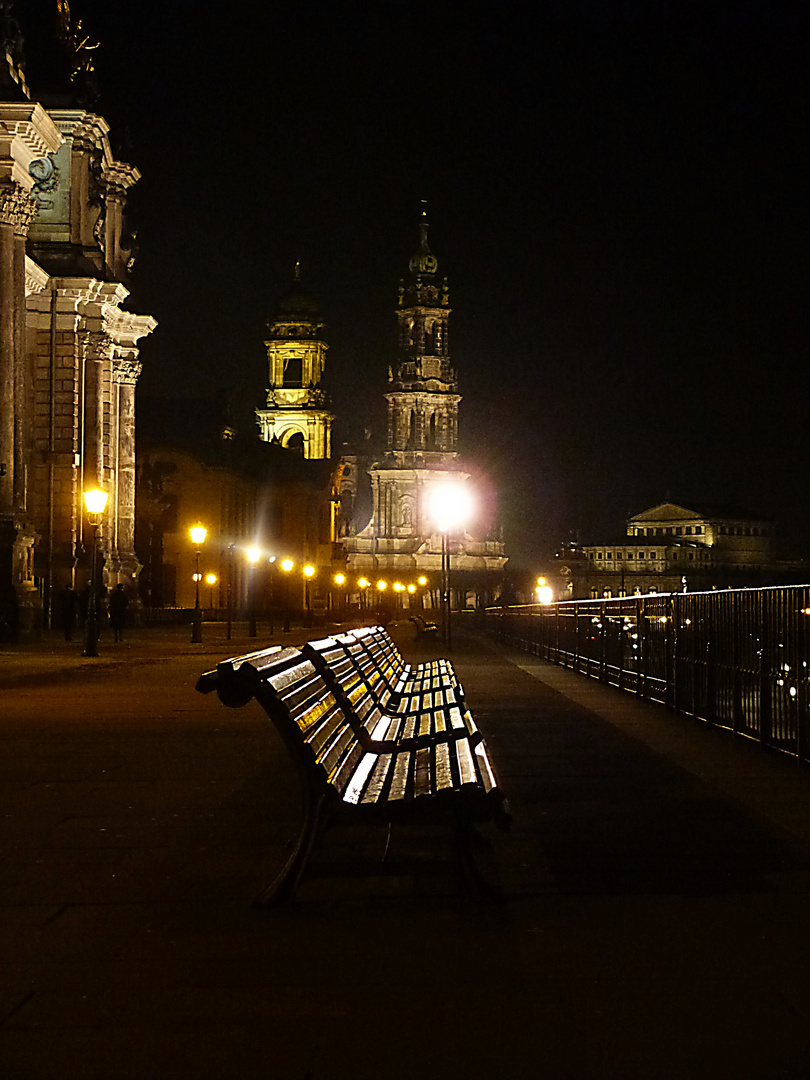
[246,548,260,563]
[189,524,207,546]
[427,480,474,533]
[535,585,554,606]
[303,565,316,578]
[281,559,294,573]
[205,573,217,585]
[83,488,108,515]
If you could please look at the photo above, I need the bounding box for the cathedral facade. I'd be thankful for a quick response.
[0,6,155,638]
[343,213,506,594]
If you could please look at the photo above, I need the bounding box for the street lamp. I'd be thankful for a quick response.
[333,572,346,620]
[280,558,294,632]
[189,524,207,643]
[247,547,260,637]
[358,577,369,612]
[428,480,474,648]
[82,488,108,657]
[206,573,217,611]
[303,564,315,626]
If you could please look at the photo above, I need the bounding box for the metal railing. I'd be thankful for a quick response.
[485,585,810,762]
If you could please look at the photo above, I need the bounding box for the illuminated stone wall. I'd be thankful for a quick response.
[0,97,155,638]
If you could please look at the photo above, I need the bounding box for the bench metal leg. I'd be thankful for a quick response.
[254,791,330,906]
[452,813,501,899]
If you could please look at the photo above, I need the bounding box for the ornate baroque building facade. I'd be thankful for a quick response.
[343,213,506,596]
[0,8,155,638]
[255,264,333,460]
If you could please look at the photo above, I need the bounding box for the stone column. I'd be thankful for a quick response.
[81,330,110,491]
[112,357,141,582]
[0,182,21,516]
[13,190,36,514]
[0,181,39,640]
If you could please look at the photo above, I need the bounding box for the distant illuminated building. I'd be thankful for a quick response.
[255,264,334,460]
[343,208,506,605]
[557,501,803,599]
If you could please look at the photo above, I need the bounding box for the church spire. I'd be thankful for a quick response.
[408,201,438,277]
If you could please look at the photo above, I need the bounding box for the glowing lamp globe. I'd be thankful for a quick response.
[83,489,108,515]
[190,525,207,546]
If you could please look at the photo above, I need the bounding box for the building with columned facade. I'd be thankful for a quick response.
[0,4,156,638]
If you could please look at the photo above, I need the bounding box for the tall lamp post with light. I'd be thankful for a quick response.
[428,480,474,649]
[247,547,260,637]
[190,524,207,643]
[303,564,315,626]
[82,488,108,657]
[280,558,294,632]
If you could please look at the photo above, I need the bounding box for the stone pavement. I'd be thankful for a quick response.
[2,620,810,1079]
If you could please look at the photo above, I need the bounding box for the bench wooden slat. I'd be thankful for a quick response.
[360,752,394,805]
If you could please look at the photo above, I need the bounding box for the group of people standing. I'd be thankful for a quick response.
[59,583,130,643]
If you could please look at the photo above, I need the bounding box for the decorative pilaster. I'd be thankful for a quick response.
[111,356,142,580]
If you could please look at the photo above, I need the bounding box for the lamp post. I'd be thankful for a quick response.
[189,524,207,642]
[303,564,315,626]
[226,543,234,641]
[206,573,217,613]
[358,577,369,613]
[428,480,474,649]
[247,547,260,637]
[333,572,346,620]
[82,488,108,657]
[281,558,294,632]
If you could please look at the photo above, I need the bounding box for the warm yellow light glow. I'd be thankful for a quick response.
[358,577,369,589]
[537,576,546,587]
[417,575,428,586]
[334,573,346,586]
[205,573,217,586]
[303,564,315,578]
[247,548,260,563]
[393,582,404,592]
[189,524,207,546]
[281,559,294,573]
[83,488,108,515]
[192,573,202,582]
[377,580,387,591]
[536,585,554,605]
[407,584,416,594]
[427,480,474,532]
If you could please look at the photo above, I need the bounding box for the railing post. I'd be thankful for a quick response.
[665,594,676,711]
[599,602,607,683]
[759,594,772,749]
[798,588,809,763]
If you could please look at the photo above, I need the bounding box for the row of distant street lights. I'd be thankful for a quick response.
[187,522,437,643]
[79,478,475,653]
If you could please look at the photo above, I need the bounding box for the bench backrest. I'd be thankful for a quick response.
[198,647,363,799]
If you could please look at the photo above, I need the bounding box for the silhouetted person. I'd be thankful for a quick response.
[59,585,78,642]
[109,584,129,643]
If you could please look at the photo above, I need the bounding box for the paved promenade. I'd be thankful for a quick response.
[2,620,810,1078]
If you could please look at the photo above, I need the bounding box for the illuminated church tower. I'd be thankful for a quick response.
[344,209,506,590]
[256,264,333,459]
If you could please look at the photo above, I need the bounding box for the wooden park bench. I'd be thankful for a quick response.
[196,629,510,904]
[410,613,439,636]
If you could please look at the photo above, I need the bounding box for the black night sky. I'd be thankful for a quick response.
[22,0,810,568]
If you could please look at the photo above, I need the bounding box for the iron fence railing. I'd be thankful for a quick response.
[485,585,810,762]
